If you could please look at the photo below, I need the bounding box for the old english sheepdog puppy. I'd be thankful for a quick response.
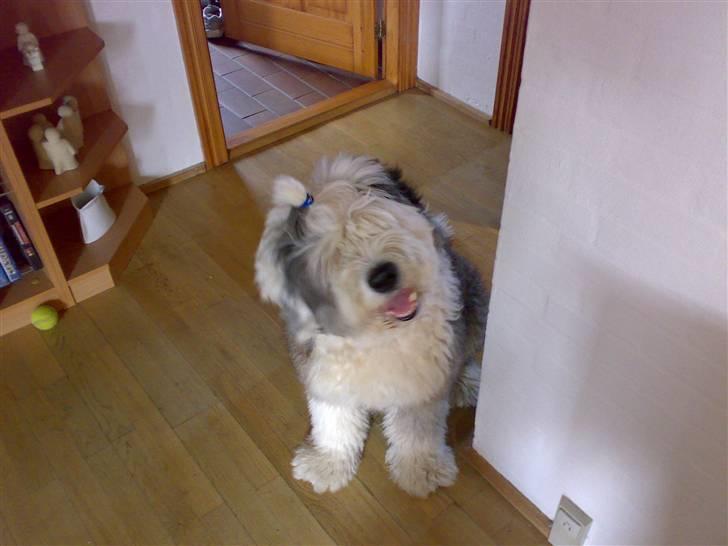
[255,155,488,497]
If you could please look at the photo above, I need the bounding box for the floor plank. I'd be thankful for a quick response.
[18,389,136,545]
[111,415,224,542]
[86,446,175,546]
[0,92,549,545]
[0,327,65,402]
[417,504,498,546]
[176,503,254,546]
[176,403,334,546]
[0,389,90,544]
[0,388,56,496]
[0,512,16,546]
[42,376,110,459]
[81,287,217,427]
[40,306,152,441]
[0,479,91,545]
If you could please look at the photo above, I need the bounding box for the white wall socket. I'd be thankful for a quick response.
[548,496,593,546]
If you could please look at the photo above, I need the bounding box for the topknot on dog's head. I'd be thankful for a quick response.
[312,154,424,212]
[272,175,312,209]
[312,154,390,189]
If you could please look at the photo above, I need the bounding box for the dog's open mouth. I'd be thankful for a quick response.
[384,288,419,321]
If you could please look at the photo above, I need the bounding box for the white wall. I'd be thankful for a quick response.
[473,2,727,545]
[418,0,505,116]
[86,0,202,184]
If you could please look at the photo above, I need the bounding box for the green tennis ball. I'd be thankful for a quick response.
[31,305,58,331]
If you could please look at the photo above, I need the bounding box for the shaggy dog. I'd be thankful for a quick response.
[255,155,488,497]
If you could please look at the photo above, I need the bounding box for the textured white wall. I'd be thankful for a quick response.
[86,0,203,184]
[417,0,505,115]
[473,2,727,545]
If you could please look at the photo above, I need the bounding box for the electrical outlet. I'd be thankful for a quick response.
[548,496,593,546]
[553,509,582,541]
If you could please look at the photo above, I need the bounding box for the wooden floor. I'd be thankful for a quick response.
[0,91,546,545]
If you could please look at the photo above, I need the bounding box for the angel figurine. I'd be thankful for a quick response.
[42,128,78,175]
[58,104,83,149]
[28,125,53,170]
[32,113,53,131]
[16,23,44,69]
[63,96,80,113]
[24,44,44,72]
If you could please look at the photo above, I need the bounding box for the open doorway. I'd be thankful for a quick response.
[173,0,419,168]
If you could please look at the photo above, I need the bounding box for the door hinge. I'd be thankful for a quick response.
[375,20,386,41]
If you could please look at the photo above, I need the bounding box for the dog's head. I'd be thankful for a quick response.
[255,155,453,337]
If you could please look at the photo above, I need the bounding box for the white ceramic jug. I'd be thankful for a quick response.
[71,180,116,244]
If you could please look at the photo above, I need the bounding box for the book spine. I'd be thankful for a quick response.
[0,264,8,288]
[0,235,21,282]
[0,200,42,270]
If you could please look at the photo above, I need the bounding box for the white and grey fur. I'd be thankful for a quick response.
[255,155,489,497]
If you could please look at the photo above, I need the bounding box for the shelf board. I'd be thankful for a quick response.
[0,268,52,310]
[28,110,127,209]
[0,27,104,119]
[0,269,58,335]
[45,183,151,301]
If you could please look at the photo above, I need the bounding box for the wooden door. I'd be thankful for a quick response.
[222,0,378,78]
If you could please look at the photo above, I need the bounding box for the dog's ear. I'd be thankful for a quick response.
[429,212,454,250]
[368,166,425,211]
[383,166,424,210]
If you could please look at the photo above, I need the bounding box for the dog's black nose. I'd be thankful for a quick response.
[368,261,399,293]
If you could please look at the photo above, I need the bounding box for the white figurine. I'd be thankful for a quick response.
[32,113,52,131]
[27,125,53,170]
[57,104,83,149]
[16,23,43,67]
[23,44,44,72]
[42,128,78,175]
[63,95,80,114]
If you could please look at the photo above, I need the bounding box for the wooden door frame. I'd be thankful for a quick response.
[384,0,419,92]
[172,0,419,168]
[173,0,228,168]
[490,0,531,134]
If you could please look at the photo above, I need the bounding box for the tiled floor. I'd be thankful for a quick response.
[208,39,371,139]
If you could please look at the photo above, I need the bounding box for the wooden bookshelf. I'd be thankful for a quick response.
[0,5,151,336]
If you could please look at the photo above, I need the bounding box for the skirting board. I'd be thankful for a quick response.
[140,162,206,194]
[462,447,552,538]
[415,79,491,125]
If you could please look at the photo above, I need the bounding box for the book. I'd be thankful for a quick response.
[0,197,42,270]
[2,227,32,276]
[0,263,8,288]
[0,234,21,283]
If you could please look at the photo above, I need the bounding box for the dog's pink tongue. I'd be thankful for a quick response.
[385,288,417,318]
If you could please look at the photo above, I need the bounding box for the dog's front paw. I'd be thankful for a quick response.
[388,447,458,497]
[292,442,357,494]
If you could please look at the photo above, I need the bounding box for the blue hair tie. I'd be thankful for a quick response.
[300,193,314,209]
